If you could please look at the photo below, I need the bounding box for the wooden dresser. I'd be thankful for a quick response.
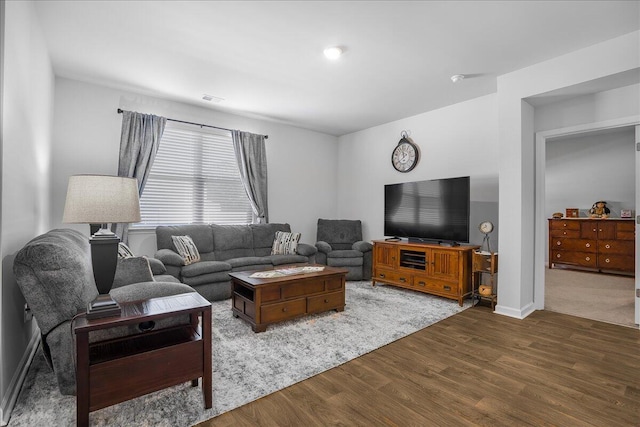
[372,240,478,306]
[548,218,635,274]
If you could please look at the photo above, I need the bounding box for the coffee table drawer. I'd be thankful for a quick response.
[281,279,325,299]
[307,291,344,314]
[261,298,306,323]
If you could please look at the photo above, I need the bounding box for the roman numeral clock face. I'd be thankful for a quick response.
[391,138,419,172]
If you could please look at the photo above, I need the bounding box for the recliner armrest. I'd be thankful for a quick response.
[315,241,332,254]
[145,257,168,275]
[352,241,373,253]
[296,243,318,257]
[155,249,185,266]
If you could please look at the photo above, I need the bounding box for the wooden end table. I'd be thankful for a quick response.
[73,292,212,427]
[230,265,347,333]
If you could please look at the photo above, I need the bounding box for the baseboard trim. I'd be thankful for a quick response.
[494,302,536,319]
[1,332,40,426]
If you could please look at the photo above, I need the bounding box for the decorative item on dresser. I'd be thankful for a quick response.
[372,240,478,306]
[548,218,635,274]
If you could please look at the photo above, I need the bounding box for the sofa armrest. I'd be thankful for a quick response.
[155,249,185,267]
[352,241,373,253]
[315,241,332,254]
[112,257,154,289]
[296,243,318,257]
[145,257,167,275]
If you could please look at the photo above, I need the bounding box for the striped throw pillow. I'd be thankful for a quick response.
[271,231,301,255]
[171,235,201,265]
[118,242,136,258]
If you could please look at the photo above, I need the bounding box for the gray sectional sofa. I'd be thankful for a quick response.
[154,223,317,301]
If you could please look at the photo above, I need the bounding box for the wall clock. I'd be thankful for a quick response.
[391,134,419,173]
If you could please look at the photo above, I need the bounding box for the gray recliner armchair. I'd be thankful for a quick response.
[13,229,195,395]
[315,219,372,281]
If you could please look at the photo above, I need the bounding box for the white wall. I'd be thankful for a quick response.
[497,30,640,318]
[0,0,54,423]
[546,128,635,219]
[51,78,339,255]
[337,94,499,247]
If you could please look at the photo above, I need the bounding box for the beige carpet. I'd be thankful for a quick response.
[545,267,637,328]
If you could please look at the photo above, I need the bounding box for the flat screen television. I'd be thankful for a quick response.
[384,176,470,244]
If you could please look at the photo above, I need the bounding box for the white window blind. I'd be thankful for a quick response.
[134,122,253,228]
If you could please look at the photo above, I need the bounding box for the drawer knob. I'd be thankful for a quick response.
[605,244,611,249]
[605,258,610,263]
[418,281,425,286]
[556,254,561,258]
[585,257,590,261]
[444,285,451,291]
[593,228,596,232]
[585,243,590,248]
[563,223,567,227]
[599,229,602,232]
[556,241,561,246]
[324,299,329,303]
[563,231,567,235]
[400,277,406,282]
[282,307,287,312]
[379,273,385,278]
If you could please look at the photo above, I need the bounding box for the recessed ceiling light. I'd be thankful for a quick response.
[202,94,224,103]
[323,46,343,60]
[450,74,465,83]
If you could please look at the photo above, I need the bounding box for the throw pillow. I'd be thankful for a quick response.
[271,231,301,255]
[171,235,201,265]
[118,242,136,258]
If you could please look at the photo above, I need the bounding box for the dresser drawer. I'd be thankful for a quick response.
[598,240,634,255]
[598,254,634,272]
[616,222,635,240]
[551,238,596,253]
[374,268,411,285]
[261,298,306,323]
[307,291,344,313]
[551,250,597,267]
[550,229,580,238]
[549,220,580,230]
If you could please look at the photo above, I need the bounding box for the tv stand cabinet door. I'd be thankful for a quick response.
[374,243,398,269]
[427,248,460,283]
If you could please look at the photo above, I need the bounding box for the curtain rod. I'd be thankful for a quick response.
[117,109,268,139]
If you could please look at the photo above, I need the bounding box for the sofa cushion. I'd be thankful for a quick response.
[327,249,364,259]
[269,254,309,266]
[227,256,273,269]
[156,225,213,253]
[252,223,291,256]
[211,224,255,260]
[181,260,232,278]
[182,271,231,287]
[328,257,363,267]
[171,235,201,265]
[271,231,301,255]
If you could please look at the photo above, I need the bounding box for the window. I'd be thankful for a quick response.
[135,122,253,227]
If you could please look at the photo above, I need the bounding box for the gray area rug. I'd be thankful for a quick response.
[9,281,469,426]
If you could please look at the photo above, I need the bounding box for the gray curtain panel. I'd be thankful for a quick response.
[232,130,268,223]
[112,110,167,242]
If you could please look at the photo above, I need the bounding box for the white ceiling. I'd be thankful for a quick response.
[34,1,640,136]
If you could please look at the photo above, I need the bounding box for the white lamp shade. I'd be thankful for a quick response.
[62,175,141,224]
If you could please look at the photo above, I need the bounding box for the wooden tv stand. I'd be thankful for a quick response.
[372,240,478,306]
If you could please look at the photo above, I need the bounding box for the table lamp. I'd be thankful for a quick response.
[62,175,141,319]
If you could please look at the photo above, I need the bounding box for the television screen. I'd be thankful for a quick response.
[384,176,470,243]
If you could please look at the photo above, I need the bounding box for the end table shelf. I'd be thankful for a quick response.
[471,251,498,310]
[73,292,212,427]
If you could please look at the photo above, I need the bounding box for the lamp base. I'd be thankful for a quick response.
[86,294,122,320]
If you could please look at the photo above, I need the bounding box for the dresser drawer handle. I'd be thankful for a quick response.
[585,243,590,248]
[324,299,329,303]
[605,258,610,263]
[379,273,385,278]
[563,231,567,235]
[418,281,426,286]
[556,241,561,246]
[593,228,596,232]
[443,285,451,291]
[282,307,287,312]
[556,254,561,258]
[563,223,567,227]
[599,229,602,232]
[605,244,611,249]
[400,277,407,282]
[585,257,590,261]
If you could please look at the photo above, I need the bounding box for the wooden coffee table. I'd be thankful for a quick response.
[230,265,348,332]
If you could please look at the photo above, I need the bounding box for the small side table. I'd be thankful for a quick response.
[471,251,498,310]
[74,292,212,427]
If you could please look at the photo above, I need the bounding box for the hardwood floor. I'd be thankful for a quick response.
[196,305,640,427]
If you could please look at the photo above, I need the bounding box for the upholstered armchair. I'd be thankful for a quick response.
[315,219,372,281]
